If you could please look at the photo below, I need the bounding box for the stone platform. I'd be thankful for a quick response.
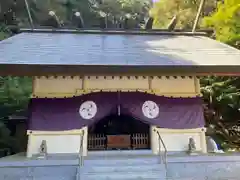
[0,150,240,180]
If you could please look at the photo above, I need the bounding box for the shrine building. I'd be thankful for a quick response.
[0,29,240,157]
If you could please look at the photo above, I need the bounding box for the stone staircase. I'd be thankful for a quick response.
[80,150,166,180]
[1,150,240,179]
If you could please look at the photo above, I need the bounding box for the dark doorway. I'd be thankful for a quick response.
[88,114,150,150]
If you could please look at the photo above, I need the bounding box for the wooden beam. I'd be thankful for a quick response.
[20,28,208,36]
[24,0,34,29]
[192,0,206,32]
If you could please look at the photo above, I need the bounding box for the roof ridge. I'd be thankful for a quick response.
[20,28,209,36]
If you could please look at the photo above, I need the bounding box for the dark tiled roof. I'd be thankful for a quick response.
[0,31,240,67]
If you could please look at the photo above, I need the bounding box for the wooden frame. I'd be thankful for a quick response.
[88,134,150,150]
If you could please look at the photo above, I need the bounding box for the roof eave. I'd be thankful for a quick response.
[0,64,239,76]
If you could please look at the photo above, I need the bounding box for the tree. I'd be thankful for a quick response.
[0,0,151,28]
[201,76,240,149]
[0,75,32,153]
[202,0,240,48]
[150,0,217,29]
[0,76,32,120]
[92,0,151,28]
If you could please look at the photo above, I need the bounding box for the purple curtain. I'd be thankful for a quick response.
[28,92,205,131]
[29,92,117,131]
[121,92,205,129]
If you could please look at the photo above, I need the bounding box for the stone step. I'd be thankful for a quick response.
[85,154,157,160]
[0,166,77,179]
[82,151,165,180]
[80,176,164,180]
[88,150,153,157]
[20,176,75,180]
[3,174,76,180]
[81,164,165,173]
[84,157,159,166]
[31,166,77,176]
[80,170,165,180]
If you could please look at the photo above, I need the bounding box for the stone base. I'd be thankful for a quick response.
[187,150,200,156]
[0,152,240,180]
[208,150,225,153]
[36,153,47,159]
[37,156,46,159]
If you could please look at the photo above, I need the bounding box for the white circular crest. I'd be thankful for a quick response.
[142,100,159,119]
[79,101,97,120]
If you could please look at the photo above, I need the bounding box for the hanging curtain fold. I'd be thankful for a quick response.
[29,92,117,131]
[120,92,205,129]
[28,92,205,131]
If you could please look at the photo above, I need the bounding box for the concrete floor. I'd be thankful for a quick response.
[0,150,240,179]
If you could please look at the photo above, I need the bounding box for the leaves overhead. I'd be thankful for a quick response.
[150,0,217,29]
[202,0,240,48]
[0,0,151,28]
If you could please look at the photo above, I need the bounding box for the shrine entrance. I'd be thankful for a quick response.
[88,114,150,150]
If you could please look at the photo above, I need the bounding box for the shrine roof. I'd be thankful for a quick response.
[0,29,240,76]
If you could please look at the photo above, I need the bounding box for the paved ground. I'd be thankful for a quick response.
[0,150,240,179]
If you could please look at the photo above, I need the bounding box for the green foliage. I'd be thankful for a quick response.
[27,0,96,26]
[118,0,150,16]
[150,0,216,29]
[0,0,150,28]
[0,75,32,152]
[89,0,150,28]
[0,77,32,120]
[202,0,240,48]
[0,31,9,41]
[201,77,240,117]
[0,24,12,40]
[0,121,17,151]
[201,76,240,147]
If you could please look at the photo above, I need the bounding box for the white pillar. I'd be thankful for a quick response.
[26,134,33,158]
[200,128,207,153]
[150,125,158,155]
[82,126,88,156]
